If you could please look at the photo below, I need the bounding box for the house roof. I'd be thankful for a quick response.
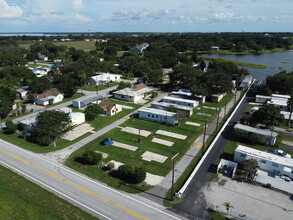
[133,83,147,91]
[236,145,293,167]
[16,86,29,93]
[36,90,62,99]
[73,95,99,104]
[113,86,153,97]
[139,107,177,117]
[151,101,193,111]
[234,123,278,137]
[98,101,115,110]
[91,73,121,82]
[162,96,199,105]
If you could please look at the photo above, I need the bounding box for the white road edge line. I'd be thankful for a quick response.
[0,160,112,220]
[0,139,181,220]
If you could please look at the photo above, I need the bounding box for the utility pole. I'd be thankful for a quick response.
[171,153,179,201]
[234,88,237,106]
[216,105,220,132]
[270,119,275,146]
[202,119,207,156]
[224,94,227,117]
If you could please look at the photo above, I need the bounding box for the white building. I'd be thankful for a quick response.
[234,124,278,146]
[72,96,99,109]
[113,83,153,103]
[70,112,85,126]
[151,101,193,117]
[238,75,253,91]
[255,94,290,111]
[217,159,238,178]
[89,73,121,85]
[35,90,64,106]
[234,145,293,179]
[138,107,178,126]
[171,89,206,103]
[255,95,271,103]
[162,96,199,108]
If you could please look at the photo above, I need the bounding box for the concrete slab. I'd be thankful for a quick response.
[121,105,134,110]
[203,106,217,110]
[282,140,293,147]
[95,151,109,159]
[152,138,174,147]
[121,126,151,137]
[156,130,187,140]
[62,123,94,141]
[145,173,164,185]
[107,160,124,170]
[112,141,138,151]
[186,121,201,127]
[197,112,211,117]
[141,151,168,163]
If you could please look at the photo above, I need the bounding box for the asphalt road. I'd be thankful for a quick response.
[170,90,252,220]
[0,139,185,220]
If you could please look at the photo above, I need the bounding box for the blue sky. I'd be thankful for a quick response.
[1,0,292,32]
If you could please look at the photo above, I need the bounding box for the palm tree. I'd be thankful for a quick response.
[287,96,293,127]
[223,202,233,214]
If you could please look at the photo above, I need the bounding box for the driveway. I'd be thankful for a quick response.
[255,170,293,194]
[203,177,293,220]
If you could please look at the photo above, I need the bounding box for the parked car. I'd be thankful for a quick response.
[280,174,291,182]
[267,149,291,158]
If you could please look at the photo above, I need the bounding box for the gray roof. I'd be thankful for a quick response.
[74,95,99,104]
[139,107,177,117]
[234,124,278,137]
[151,102,193,111]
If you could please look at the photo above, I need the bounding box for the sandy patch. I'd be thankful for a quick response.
[107,160,124,170]
[156,130,187,140]
[121,126,151,137]
[112,141,138,151]
[141,151,168,163]
[62,123,94,141]
[95,151,109,159]
[144,173,164,185]
[152,137,174,147]
[203,106,217,110]
[186,121,201,126]
[197,112,211,117]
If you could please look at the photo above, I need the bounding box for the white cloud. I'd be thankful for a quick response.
[75,13,91,22]
[212,12,234,21]
[73,0,83,11]
[0,0,23,18]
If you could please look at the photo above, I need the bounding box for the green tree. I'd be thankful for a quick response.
[287,96,293,127]
[266,72,293,94]
[144,69,163,85]
[4,120,17,134]
[240,158,259,180]
[223,202,233,214]
[85,104,104,121]
[80,151,102,165]
[30,77,52,94]
[117,81,132,90]
[30,110,72,145]
[118,165,146,183]
[0,86,16,119]
[251,105,284,127]
[55,75,78,97]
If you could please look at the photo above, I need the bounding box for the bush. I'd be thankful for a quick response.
[151,92,158,98]
[5,120,17,134]
[107,162,115,171]
[81,151,102,165]
[234,129,266,145]
[85,105,104,121]
[117,81,132,90]
[118,165,146,183]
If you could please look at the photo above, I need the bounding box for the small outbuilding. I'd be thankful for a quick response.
[98,101,122,116]
[217,159,238,178]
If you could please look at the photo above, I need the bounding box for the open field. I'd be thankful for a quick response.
[19,41,96,51]
[204,57,267,69]
[0,165,97,220]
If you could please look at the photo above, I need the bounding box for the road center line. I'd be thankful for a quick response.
[0,148,148,220]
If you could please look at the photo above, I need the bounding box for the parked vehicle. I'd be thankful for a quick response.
[267,149,291,158]
[280,174,291,182]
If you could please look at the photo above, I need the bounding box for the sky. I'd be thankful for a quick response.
[0,0,292,32]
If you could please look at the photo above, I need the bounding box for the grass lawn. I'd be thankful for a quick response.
[0,131,91,154]
[0,165,97,220]
[204,57,267,69]
[79,82,119,91]
[19,41,96,51]
[209,211,236,220]
[280,134,293,142]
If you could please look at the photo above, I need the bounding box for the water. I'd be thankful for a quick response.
[207,51,293,80]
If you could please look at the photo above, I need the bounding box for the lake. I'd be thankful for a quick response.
[207,50,293,80]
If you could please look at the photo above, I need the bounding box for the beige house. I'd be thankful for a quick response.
[212,92,226,103]
[98,101,122,116]
[70,112,85,126]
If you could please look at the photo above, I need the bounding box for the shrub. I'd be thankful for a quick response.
[118,165,146,183]
[151,92,158,98]
[4,120,17,134]
[107,162,115,171]
[81,151,102,165]
[85,105,104,121]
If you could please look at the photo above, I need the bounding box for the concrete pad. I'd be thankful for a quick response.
[197,112,211,117]
[112,141,138,151]
[186,121,201,127]
[282,140,293,147]
[203,106,217,110]
[144,173,164,185]
[141,151,168,163]
[62,123,94,141]
[121,126,151,137]
[155,130,187,140]
[152,138,174,147]
[95,151,109,159]
[121,105,134,109]
[249,102,263,106]
[107,160,124,170]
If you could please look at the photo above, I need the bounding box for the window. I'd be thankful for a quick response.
[164,116,167,119]
[260,160,266,164]
[152,115,154,118]
[240,153,246,158]
[272,163,278,167]
[148,114,150,117]
[156,115,158,118]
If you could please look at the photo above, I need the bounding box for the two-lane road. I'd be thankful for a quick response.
[0,139,183,220]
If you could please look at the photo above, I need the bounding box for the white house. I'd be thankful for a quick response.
[234,123,278,146]
[70,112,85,126]
[151,101,193,117]
[162,96,199,108]
[255,95,271,103]
[171,89,206,104]
[35,90,64,106]
[138,107,178,126]
[113,83,153,103]
[16,86,29,98]
[89,73,121,85]
[255,94,290,111]
[134,43,149,54]
[72,96,99,109]
[38,53,48,61]
[234,145,293,178]
[238,75,253,91]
